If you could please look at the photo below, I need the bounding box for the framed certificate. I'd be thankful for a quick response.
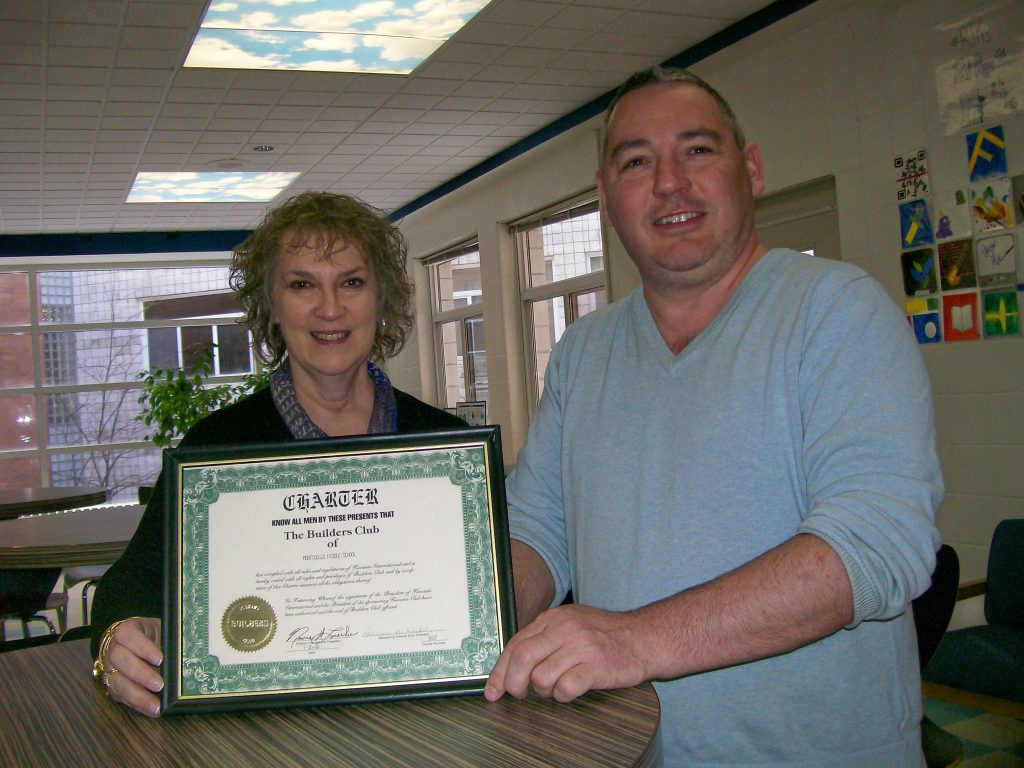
[161,426,515,714]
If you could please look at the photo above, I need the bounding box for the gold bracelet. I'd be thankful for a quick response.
[92,618,132,686]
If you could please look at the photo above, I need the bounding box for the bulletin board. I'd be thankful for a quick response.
[900,1,1023,345]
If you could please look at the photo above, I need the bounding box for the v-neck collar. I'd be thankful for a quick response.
[628,249,784,372]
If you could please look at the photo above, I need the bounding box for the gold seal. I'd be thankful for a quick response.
[222,596,276,652]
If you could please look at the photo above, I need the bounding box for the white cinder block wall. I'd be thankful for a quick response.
[388,0,1024,588]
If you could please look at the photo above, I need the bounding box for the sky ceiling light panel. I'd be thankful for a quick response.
[184,0,491,75]
[127,172,301,203]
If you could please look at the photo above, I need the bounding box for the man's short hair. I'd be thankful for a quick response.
[601,67,747,162]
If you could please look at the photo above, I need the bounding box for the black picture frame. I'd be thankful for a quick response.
[162,426,514,714]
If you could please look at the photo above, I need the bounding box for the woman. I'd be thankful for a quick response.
[90,192,465,717]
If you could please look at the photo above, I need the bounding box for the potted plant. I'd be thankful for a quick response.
[136,345,270,447]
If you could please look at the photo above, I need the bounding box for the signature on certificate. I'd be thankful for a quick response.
[364,626,448,647]
[286,625,358,651]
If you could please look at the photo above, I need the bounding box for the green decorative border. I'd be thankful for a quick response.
[177,445,499,697]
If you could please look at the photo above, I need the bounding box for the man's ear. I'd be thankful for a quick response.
[743,142,765,198]
[595,168,614,230]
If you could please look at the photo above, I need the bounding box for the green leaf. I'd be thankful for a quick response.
[135,342,271,446]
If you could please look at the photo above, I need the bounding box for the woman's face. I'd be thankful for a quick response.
[270,232,378,390]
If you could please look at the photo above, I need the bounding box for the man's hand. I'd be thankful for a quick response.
[485,604,648,703]
[485,534,855,705]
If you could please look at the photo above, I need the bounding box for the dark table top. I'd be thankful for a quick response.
[0,503,144,569]
[0,640,662,767]
[0,486,108,521]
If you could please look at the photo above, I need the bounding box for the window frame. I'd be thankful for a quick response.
[0,253,251,494]
[511,193,606,412]
[424,241,487,409]
[143,301,253,375]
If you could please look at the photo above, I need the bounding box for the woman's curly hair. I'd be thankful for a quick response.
[230,192,414,368]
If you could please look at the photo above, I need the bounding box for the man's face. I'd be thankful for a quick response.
[597,82,764,292]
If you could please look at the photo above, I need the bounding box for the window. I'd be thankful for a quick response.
[513,196,606,407]
[755,176,840,261]
[142,291,252,374]
[0,261,252,500]
[426,243,487,409]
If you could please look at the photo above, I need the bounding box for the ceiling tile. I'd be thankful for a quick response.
[0,21,44,45]
[2,44,45,66]
[456,21,534,46]
[545,5,625,30]
[123,1,202,28]
[478,0,562,26]
[49,23,121,47]
[49,0,126,26]
[0,1,46,22]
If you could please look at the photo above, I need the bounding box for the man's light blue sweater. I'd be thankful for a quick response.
[507,249,943,767]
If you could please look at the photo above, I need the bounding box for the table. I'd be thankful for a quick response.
[0,504,144,569]
[0,640,662,767]
[0,486,108,521]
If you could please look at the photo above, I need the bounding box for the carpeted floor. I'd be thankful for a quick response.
[924,696,1024,767]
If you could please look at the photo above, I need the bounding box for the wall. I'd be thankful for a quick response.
[393,0,1024,582]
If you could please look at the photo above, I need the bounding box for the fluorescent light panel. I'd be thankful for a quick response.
[127,172,301,203]
[184,0,491,75]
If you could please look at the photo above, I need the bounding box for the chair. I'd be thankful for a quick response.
[0,632,61,654]
[58,624,92,643]
[912,544,964,768]
[914,545,960,673]
[924,519,1024,704]
[0,568,67,643]
[62,564,111,626]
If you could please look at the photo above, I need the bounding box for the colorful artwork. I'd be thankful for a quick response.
[909,313,942,344]
[982,290,1021,337]
[894,148,930,201]
[971,177,1014,232]
[933,189,970,241]
[901,248,937,296]
[937,239,976,290]
[975,233,1017,286]
[965,125,1008,181]
[905,297,939,315]
[942,292,980,341]
[905,297,941,344]
[1012,174,1024,222]
[899,200,934,248]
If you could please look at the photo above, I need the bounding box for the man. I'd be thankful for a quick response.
[485,67,943,766]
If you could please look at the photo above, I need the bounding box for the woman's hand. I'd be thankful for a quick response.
[100,617,164,717]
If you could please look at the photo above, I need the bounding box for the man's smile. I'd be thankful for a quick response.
[654,211,703,226]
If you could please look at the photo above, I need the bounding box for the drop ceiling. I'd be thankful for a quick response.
[0,0,789,240]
